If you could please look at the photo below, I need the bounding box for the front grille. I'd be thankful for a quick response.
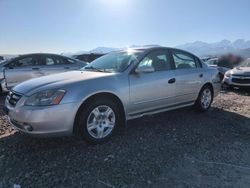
[232,78,250,84]
[6,91,22,106]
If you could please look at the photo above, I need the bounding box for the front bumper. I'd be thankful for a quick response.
[5,97,80,137]
[223,75,250,87]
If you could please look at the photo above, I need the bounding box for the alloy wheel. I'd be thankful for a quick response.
[201,88,212,109]
[86,105,116,139]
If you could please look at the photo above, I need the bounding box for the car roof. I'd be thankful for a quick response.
[118,46,200,59]
[15,53,76,60]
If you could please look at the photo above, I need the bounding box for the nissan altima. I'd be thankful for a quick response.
[4,47,221,143]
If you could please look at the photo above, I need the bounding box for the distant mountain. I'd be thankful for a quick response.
[3,41,250,59]
[89,47,119,54]
[176,39,250,57]
[69,44,161,56]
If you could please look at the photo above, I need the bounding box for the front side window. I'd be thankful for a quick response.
[8,56,38,67]
[172,51,197,69]
[137,50,171,71]
[82,50,142,73]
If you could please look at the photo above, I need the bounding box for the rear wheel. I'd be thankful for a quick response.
[74,98,122,143]
[195,85,213,111]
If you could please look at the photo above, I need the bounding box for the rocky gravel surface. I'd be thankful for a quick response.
[0,89,249,188]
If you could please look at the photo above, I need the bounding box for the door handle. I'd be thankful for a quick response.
[32,67,40,70]
[168,78,176,84]
[199,74,203,78]
[64,67,70,69]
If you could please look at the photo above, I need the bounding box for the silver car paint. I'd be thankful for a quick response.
[0,54,86,92]
[5,48,221,137]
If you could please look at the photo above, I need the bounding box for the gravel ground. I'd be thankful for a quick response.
[0,89,249,188]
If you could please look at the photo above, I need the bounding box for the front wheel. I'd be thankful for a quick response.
[195,85,213,111]
[74,98,122,143]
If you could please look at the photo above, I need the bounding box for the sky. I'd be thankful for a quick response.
[0,0,250,54]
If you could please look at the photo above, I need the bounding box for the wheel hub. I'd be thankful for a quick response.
[86,105,116,139]
[201,88,212,109]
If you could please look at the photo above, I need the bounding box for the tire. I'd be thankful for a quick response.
[74,97,122,144]
[195,85,214,112]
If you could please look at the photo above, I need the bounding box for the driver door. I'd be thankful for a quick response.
[128,49,176,116]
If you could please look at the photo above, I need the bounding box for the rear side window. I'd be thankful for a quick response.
[45,57,56,65]
[44,56,69,65]
[64,58,76,64]
[172,50,197,69]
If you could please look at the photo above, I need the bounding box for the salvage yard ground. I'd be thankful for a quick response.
[0,89,250,187]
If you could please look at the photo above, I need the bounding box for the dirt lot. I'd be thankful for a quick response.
[0,89,250,188]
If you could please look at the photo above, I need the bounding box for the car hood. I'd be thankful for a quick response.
[231,67,250,75]
[13,70,115,96]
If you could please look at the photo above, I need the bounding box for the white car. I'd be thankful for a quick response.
[223,59,250,88]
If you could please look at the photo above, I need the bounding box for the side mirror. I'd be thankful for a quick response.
[135,66,155,74]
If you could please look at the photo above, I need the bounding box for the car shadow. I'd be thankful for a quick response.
[0,105,250,187]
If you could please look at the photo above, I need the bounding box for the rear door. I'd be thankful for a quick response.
[170,49,204,103]
[128,49,176,115]
[4,55,43,88]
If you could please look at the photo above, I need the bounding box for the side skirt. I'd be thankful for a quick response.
[127,101,195,120]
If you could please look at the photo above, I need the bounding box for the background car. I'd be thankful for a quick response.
[4,47,220,144]
[0,53,87,92]
[205,57,230,81]
[223,58,250,88]
[206,58,219,66]
[73,53,105,63]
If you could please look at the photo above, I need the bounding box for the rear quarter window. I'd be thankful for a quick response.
[172,51,197,69]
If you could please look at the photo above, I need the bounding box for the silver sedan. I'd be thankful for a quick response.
[4,47,221,143]
[0,53,87,92]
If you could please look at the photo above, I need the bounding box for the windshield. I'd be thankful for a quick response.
[240,59,250,67]
[81,51,142,73]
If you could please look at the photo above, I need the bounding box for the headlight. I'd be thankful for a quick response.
[225,72,231,77]
[24,89,66,106]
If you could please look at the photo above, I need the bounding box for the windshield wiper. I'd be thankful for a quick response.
[84,66,106,72]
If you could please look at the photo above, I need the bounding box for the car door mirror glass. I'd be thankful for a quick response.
[135,66,155,74]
